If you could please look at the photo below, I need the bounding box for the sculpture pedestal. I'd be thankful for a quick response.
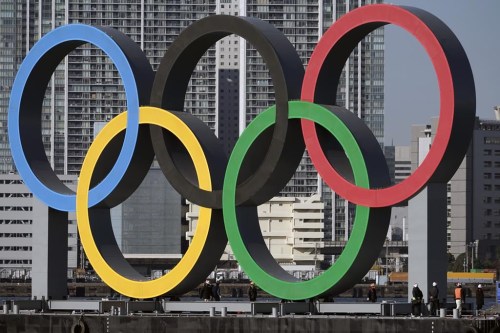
[31,199,68,300]
[408,183,448,304]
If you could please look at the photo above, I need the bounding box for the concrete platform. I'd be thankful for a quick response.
[0,299,479,317]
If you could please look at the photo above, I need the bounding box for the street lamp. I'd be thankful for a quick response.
[464,241,477,272]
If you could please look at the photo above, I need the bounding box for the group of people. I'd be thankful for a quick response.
[199,279,222,301]
[367,281,485,317]
[199,280,258,302]
[200,279,487,313]
[454,282,484,316]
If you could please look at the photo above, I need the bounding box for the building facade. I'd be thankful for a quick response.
[0,0,217,175]
[118,167,181,256]
[410,115,500,262]
[384,145,411,185]
[239,0,385,266]
[470,118,500,261]
[216,0,241,156]
[186,195,325,268]
[0,0,216,277]
[1,1,384,270]
[0,174,78,280]
[319,0,384,250]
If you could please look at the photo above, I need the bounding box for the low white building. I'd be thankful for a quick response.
[186,195,325,270]
[0,173,78,280]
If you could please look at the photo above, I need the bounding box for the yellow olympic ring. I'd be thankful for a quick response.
[76,106,213,299]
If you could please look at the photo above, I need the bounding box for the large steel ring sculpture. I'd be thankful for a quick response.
[8,5,475,300]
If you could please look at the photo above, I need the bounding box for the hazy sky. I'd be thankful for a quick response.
[383,0,500,145]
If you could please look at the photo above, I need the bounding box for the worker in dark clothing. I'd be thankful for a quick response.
[200,280,212,301]
[411,283,423,317]
[367,283,377,302]
[248,281,258,301]
[429,282,440,316]
[475,284,484,312]
[212,280,221,301]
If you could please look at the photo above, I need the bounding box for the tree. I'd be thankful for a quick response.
[447,252,455,271]
[452,253,466,272]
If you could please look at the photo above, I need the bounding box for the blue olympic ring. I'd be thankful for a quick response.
[8,24,144,211]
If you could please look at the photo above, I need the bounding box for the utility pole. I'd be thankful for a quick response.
[470,242,475,270]
[471,245,474,270]
[385,238,389,277]
[465,245,469,272]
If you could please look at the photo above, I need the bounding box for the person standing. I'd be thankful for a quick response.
[429,282,440,316]
[248,281,258,302]
[212,280,221,301]
[411,283,423,317]
[454,283,465,316]
[475,284,484,312]
[200,280,213,302]
[367,283,377,302]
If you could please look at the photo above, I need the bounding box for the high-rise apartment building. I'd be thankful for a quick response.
[325,1,384,248]
[1,1,384,269]
[0,1,65,173]
[0,1,216,276]
[0,1,217,175]
[240,1,384,253]
[1,1,383,181]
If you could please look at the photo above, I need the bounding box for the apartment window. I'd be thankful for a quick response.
[0,233,32,238]
[484,137,500,144]
[0,206,33,211]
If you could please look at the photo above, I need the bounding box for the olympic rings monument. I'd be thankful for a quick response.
[8,4,475,303]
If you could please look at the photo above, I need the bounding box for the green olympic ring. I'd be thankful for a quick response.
[223,101,387,300]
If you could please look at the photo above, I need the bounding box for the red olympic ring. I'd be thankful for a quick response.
[301,4,475,207]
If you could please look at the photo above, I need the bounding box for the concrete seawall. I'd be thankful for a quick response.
[0,314,498,333]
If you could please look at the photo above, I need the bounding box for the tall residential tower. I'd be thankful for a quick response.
[240,1,384,252]
[1,1,384,268]
[0,0,217,175]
